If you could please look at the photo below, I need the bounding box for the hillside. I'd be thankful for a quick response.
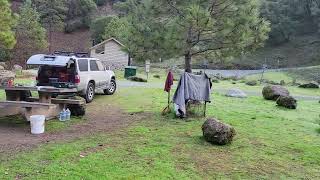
[8,0,320,69]
[191,35,320,70]
[9,0,115,53]
[233,35,320,69]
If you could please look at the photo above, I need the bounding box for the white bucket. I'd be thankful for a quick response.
[30,115,46,134]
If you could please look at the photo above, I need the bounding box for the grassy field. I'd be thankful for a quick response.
[240,71,320,97]
[0,75,320,179]
[288,66,320,82]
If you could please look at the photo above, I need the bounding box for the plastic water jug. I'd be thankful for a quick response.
[30,115,45,134]
[66,108,71,121]
[59,109,67,121]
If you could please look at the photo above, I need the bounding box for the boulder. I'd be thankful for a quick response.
[246,80,257,86]
[299,82,319,89]
[276,96,297,109]
[127,76,147,82]
[0,70,15,86]
[0,65,4,70]
[202,118,236,145]
[225,88,247,98]
[0,62,6,69]
[12,64,23,72]
[290,79,301,86]
[280,80,286,86]
[262,85,290,101]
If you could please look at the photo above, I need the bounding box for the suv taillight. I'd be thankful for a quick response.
[75,75,80,84]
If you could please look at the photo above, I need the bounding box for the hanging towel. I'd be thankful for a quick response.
[164,71,174,92]
[173,72,211,116]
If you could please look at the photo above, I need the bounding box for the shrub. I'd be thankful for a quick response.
[153,74,161,79]
[212,78,219,83]
[65,20,87,33]
[246,80,257,86]
[95,0,106,6]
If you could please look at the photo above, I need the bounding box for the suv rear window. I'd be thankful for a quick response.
[78,59,88,72]
[90,60,99,71]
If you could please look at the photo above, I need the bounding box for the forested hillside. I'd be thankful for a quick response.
[240,0,320,69]
[1,0,320,69]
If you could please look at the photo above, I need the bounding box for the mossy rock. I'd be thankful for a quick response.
[276,96,297,109]
[202,118,236,145]
[128,76,148,82]
[262,85,290,101]
[299,82,319,89]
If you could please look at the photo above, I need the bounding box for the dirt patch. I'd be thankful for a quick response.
[0,100,144,157]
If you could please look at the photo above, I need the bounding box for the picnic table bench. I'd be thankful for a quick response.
[0,86,85,120]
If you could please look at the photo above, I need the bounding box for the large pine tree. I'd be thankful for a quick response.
[33,0,67,52]
[12,0,47,67]
[116,0,270,72]
[0,0,17,49]
[65,0,97,33]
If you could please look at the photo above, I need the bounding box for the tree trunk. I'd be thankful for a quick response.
[185,52,192,73]
[49,23,52,53]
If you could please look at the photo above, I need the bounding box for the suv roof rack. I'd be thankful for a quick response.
[53,51,90,58]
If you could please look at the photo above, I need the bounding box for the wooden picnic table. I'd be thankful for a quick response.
[1,86,77,103]
[0,86,84,120]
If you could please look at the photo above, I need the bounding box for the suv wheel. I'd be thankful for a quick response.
[104,79,116,95]
[85,82,95,103]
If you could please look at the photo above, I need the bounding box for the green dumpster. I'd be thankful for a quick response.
[124,66,137,78]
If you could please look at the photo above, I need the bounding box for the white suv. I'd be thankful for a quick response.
[27,52,117,103]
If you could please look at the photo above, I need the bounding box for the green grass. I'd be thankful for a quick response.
[0,115,84,133]
[45,117,86,133]
[1,86,320,179]
[15,78,35,85]
[219,71,320,97]
[0,72,320,179]
[215,80,320,97]
[0,78,38,100]
[288,66,320,82]
[245,71,296,83]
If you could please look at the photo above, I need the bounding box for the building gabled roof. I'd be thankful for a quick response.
[90,37,125,50]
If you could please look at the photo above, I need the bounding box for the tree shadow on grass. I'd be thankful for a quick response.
[276,105,298,111]
[194,135,213,146]
[0,115,28,128]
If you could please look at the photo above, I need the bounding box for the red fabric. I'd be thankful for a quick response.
[164,71,174,92]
